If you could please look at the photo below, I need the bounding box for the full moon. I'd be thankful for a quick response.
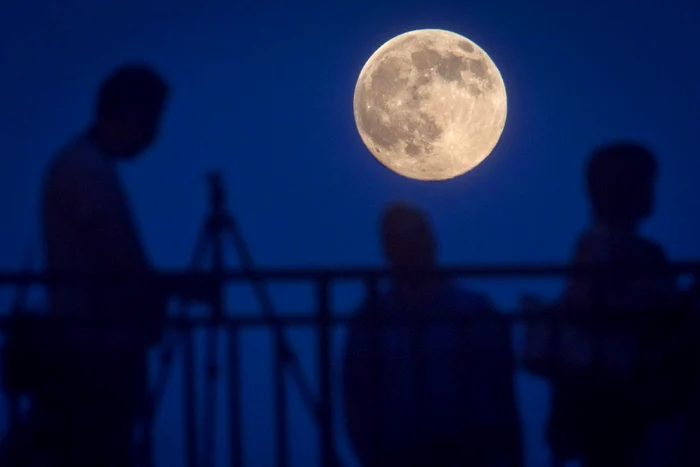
[353,29,507,181]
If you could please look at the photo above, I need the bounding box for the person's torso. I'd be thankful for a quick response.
[349,285,514,445]
[42,134,142,348]
[579,226,673,310]
[560,227,675,373]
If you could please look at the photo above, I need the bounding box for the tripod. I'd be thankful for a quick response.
[149,171,339,467]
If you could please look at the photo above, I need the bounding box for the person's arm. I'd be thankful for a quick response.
[72,171,150,275]
[342,302,383,464]
[639,239,675,308]
[471,297,524,467]
[562,234,596,311]
[66,162,165,343]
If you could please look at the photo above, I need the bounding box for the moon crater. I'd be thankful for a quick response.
[354,29,507,181]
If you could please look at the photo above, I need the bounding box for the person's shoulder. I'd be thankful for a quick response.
[45,133,116,191]
[568,229,594,263]
[450,287,510,341]
[633,236,668,264]
[571,228,668,265]
[352,291,391,317]
[49,134,110,176]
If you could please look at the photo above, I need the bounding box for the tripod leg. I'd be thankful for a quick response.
[224,227,287,466]
[222,228,265,467]
[228,321,244,467]
[183,319,199,467]
[202,216,229,467]
[147,224,211,467]
[185,228,212,467]
[224,224,343,466]
[273,343,289,467]
[203,315,220,467]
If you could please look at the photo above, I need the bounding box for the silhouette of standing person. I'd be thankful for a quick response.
[543,142,690,467]
[34,64,170,467]
[342,203,522,467]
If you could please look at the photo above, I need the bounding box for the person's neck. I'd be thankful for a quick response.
[393,269,442,304]
[87,124,121,158]
[593,218,639,236]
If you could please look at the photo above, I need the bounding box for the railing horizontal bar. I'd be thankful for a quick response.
[0,262,698,284]
[0,310,683,331]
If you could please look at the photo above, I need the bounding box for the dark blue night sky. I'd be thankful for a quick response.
[1,1,699,466]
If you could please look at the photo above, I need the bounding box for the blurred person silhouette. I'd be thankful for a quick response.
[681,283,700,466]
[342,203,523,467]
[6,64,170,467]
[524,142,694,467]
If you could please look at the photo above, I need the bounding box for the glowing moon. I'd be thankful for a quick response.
[353,29,507,181]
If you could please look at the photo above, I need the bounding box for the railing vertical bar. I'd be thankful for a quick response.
[365,276,383,463]
[203,329,218,467]
[183,325,199,467]
[228,322,244,467]
[317,275,335,467]
[274,328,289,467]
[410,312,426,441]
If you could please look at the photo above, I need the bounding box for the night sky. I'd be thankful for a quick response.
[1,1,699,466]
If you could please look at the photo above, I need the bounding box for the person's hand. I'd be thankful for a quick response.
[520,293,556,377]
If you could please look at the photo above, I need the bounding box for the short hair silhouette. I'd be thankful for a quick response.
[381,203,436,268]
[586,142,657,224]
[381,203,432,236]
[96,64,169,122]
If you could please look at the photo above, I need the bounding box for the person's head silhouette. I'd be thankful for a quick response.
[586,142,658,231]
[92,64,169,159]
[381,202,436,271]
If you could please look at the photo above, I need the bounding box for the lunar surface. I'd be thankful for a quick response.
[353,29,507,181]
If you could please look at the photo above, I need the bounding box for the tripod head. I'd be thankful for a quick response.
[203,169,234,236]
[207,170,226,215]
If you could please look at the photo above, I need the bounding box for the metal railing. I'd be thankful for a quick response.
[0,263,698,467]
